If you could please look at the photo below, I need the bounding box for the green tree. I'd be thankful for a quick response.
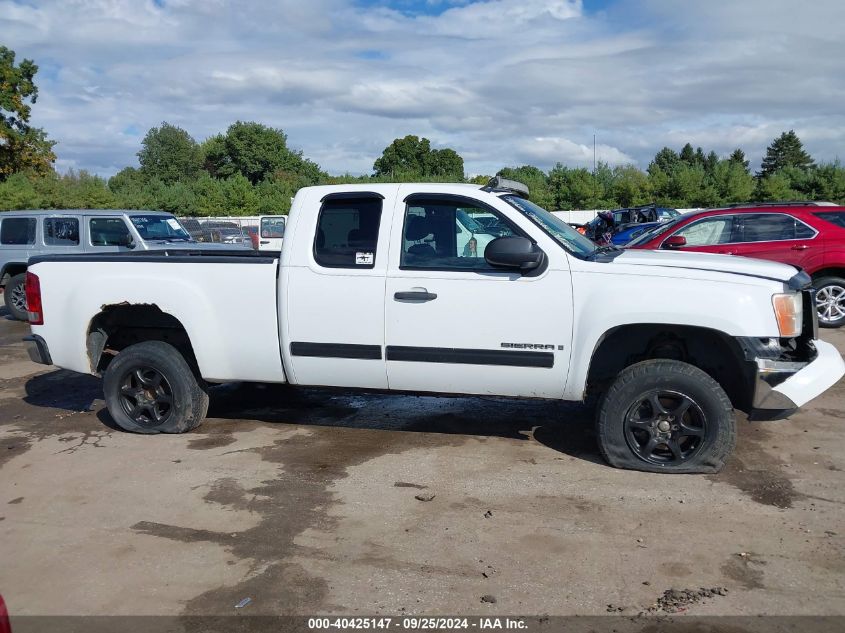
[679,143,696,166]
[611,165,651,208]
[711,160,754,204]
[0,172,42,209]
[758,130,815,177]
[373,135,464,180]
[650,147,680,174]
[497,165,553,209]
[207,121,325,185]
[0,46,56,178]
[728,149,750,172]
[754,171,805,201]
[137,122,202,184]
[222,173,259,215]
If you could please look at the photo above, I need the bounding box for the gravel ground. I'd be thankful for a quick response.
[0,304,843,624]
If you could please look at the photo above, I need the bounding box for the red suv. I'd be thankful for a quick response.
[627,202,845,328]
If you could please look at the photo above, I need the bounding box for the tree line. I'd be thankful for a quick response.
[2,45,844,214]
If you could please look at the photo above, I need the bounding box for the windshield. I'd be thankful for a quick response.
[130,214,192,241]
[501,195,598,257]
[625,214,689,247]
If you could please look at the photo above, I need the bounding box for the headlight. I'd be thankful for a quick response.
[772,292,803,337]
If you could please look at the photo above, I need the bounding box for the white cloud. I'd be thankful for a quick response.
[1,0,843,177]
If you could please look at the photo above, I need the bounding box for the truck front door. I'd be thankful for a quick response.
[384,193,572,399]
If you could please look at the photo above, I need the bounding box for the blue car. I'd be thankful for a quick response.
[611,221,660,246]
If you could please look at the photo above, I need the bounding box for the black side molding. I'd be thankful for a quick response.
[290,342,382,360]
[386,346,554,368]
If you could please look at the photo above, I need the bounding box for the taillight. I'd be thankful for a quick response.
[25,272,43,325]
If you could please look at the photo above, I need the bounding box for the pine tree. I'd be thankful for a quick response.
[758,130,815,177]
[728,149,750,172]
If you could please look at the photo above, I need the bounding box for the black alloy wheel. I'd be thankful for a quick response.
[118,366,174,428]
[624,390,706,465]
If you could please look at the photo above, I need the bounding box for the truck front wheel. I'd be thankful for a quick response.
[103,341,208,434]
[596,359,735,474]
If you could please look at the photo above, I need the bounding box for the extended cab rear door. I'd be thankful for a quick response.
[281,189,394,389]
[383,189,572,399]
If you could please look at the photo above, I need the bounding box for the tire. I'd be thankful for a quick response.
[3,273,28,321]
[103,341,208,434]
[596,359,736,474]
[814,276,845,328]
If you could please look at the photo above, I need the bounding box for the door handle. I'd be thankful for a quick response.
[394,290,437,302]
[791,244,809,251]
[260,240,270,244]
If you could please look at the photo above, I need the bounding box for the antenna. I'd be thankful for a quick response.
[593,134,596,174]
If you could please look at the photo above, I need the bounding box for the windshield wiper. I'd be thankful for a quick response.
[587,244,623,261]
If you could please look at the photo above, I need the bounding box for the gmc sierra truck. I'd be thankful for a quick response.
[21,178,845,473]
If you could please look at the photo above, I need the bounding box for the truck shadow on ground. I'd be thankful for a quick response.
[21,371,603,465]
[205,383,603,464]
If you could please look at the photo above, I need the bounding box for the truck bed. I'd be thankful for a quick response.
[28,250,286,383]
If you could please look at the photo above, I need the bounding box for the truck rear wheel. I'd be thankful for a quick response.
[103,341,208,434]
[596,359,735,474]
[4,273,28,321]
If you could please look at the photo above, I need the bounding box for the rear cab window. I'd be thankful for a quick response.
[314,194,383,268]
[1,217,37,246]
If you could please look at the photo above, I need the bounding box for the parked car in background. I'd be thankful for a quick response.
[259,215,286,250]
[612,204,679,227]
[626,202,845,327]
[198,222,252,248]
[0,209,246,321]
[611,221,660,246]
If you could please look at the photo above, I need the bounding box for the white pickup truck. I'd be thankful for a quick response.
[22,178,845,473]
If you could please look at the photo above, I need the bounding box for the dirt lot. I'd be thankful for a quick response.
[1,304,844,623]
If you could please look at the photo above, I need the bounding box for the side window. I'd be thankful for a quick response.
[90,218,131,247]
[0,218,37,245]
[673,216,735,246]
[815,211,845,229]
[261,216,286,238]
[400,199,519,270]
[314,197,382,268]
[44,217,80,246]
[794,218,816,239]
[740,214,812,242]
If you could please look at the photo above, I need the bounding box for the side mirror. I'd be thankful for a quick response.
[662,235,687,250]
[484,236,545,272]
[118,234,136,249]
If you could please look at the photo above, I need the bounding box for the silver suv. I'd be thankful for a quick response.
[0,209,249,320]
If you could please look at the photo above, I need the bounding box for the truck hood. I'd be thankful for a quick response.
[614,249,799,283]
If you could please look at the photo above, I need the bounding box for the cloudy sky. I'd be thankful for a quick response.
[2,0,844,177]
